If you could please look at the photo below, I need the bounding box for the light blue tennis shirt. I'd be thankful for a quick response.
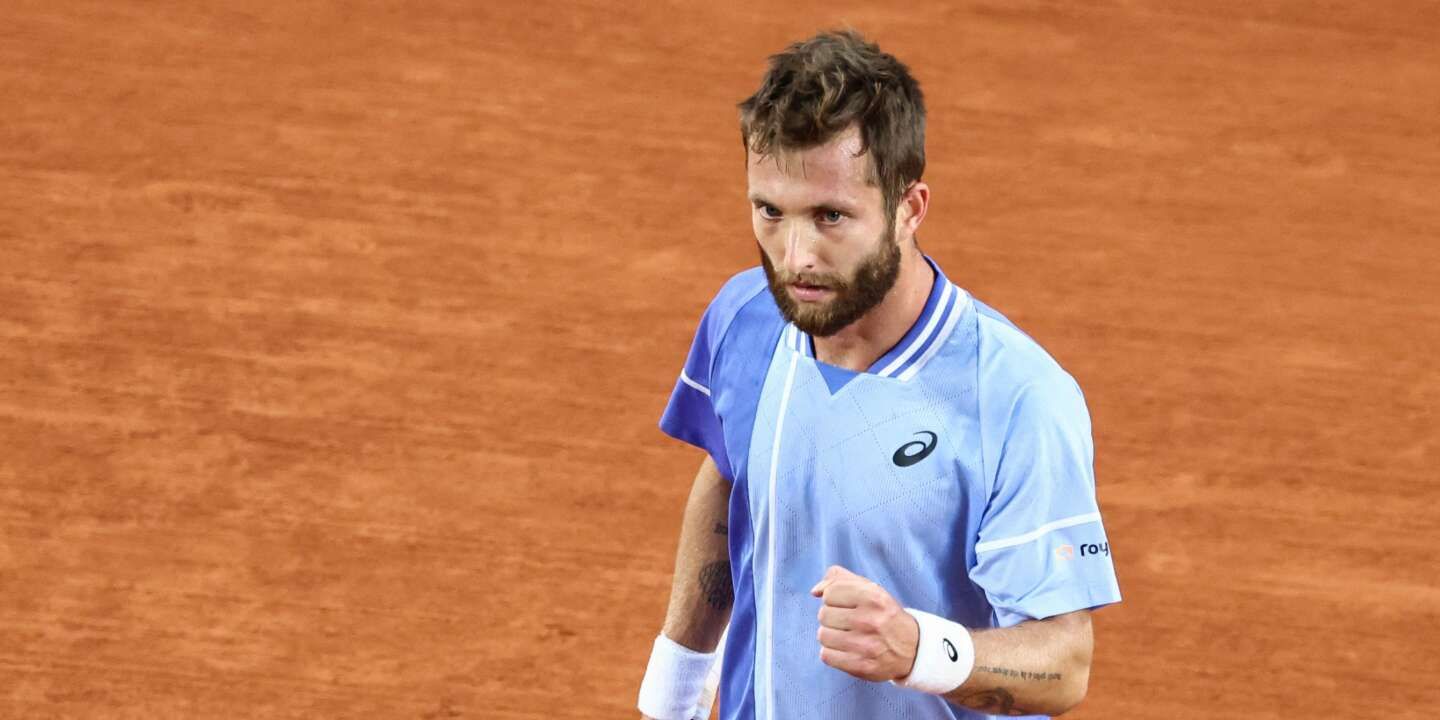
[660,259,1121,720]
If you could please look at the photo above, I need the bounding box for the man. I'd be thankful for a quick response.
[637,30,1121,720]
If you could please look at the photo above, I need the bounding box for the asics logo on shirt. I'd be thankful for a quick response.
[892,431,938,467]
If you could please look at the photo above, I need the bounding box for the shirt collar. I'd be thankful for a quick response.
[789,256,970,381]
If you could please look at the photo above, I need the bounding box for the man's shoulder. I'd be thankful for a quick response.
[697,266,781,347]
[707,266,771,319]
[971,297,1084,404]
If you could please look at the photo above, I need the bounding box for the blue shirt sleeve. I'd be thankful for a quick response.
[659,302,732,479]
[969,374,1122,626]
[660,269,776,481]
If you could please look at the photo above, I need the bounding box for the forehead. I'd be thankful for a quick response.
[746,127,878,207]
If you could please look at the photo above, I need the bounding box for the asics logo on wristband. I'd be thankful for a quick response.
[893,431,938,467]
[943,638,958,662]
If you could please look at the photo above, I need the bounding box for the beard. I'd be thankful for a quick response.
[759,225,902,338]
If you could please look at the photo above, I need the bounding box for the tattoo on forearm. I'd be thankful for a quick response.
[713,522,728,535]
[954,688,1020,715]
[950,668,1060,715]
[698,561,733,610]
[975,666,1063,682]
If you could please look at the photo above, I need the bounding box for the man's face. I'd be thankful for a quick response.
[748,126,901,338]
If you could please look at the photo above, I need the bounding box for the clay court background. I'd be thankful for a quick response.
[3,1,1439,718]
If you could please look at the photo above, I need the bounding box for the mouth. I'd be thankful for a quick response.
[787,282,834,303]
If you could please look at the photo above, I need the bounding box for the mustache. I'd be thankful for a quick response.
[771,270,848,289]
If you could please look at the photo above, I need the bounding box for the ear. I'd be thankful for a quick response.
[895,181,930,240]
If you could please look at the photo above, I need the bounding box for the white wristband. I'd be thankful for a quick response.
[892,608,975,695]
[693,625,726,717]
[638,634,718,720]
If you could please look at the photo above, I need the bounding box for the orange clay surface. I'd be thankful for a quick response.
[2,2,1438,718]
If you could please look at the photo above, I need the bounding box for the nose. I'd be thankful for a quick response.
[783,220,819,275]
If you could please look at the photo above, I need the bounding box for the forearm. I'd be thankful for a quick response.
[659,456,733,651]
[941,611,1093,716]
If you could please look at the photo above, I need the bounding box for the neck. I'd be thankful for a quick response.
[813,248,935,372]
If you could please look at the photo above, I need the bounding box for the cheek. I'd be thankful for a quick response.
[753,218,783,253]
[829,231,872,265]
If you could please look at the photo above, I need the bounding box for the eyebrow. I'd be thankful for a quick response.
[748,194,857,214]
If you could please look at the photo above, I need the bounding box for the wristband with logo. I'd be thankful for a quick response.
[891,608,975,695]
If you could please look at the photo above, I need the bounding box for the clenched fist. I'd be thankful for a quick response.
[809,565,920,682]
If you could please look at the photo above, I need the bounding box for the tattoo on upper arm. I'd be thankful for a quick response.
[698,561,733,610]
[713,522,728,535]
[975,666,1063,682]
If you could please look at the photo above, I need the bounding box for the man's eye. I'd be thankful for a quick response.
[759,205,781,219]
[820,210,844,224]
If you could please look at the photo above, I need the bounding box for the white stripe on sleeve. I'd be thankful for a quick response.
[974,512,1101,554]
[679,370,712,397]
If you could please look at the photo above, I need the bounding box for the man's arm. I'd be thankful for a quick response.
[659,456,733,650]
[639,456,732,720]
[811,566,1094,716]
[942,611,1091,715]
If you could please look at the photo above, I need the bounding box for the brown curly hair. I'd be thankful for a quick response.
[738,30,927,221]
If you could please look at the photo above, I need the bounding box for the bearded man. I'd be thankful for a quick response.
[638,30,1121,720]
